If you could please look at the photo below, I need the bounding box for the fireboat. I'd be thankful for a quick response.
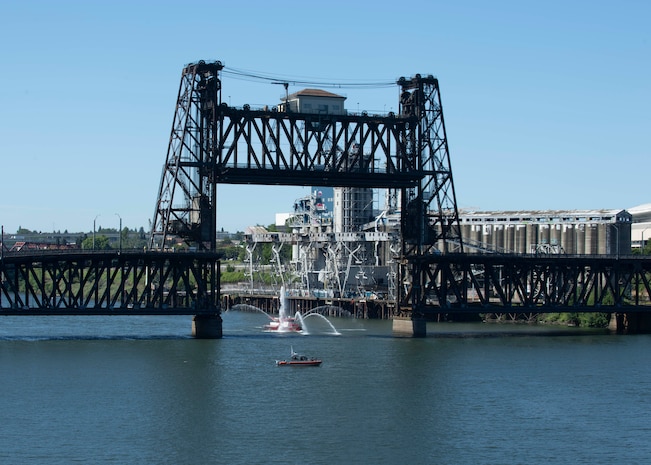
[263,286,302,332]
[263,316,302,332]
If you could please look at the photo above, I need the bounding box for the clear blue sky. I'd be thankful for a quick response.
[1,0,649,234]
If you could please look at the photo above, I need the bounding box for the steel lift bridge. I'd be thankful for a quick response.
[149,60,464,330]
[3,61,651,337]
[148,60,651,335]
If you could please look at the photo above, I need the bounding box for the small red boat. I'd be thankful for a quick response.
[276,347,322,367]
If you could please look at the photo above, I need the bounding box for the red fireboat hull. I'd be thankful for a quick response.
[263,317,302,332]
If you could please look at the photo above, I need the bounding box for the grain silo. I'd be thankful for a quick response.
[457,209,631,256]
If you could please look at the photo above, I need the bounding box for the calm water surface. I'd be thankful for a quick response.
[1,312,650,464]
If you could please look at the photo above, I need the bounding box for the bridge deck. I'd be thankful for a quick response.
[2,250,651,315]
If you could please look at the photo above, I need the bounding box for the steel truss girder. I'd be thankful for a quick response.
[213,107,420,188]
[410,254,651,314]
[0,251,221,315]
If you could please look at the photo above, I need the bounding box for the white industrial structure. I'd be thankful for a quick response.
[458,208,632,255]
[629,204,651,250]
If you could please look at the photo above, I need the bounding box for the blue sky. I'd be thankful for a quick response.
[1,0,649,234]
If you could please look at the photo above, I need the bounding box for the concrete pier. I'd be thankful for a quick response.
[392,317,427,337]
[192,314,223,339]
[609,312,651,334]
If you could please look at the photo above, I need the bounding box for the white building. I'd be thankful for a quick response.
[279,88,346,115]
[629,204,651,249]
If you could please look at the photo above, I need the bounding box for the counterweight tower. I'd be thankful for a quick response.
[150,60,224,251]
[398,74,463,256]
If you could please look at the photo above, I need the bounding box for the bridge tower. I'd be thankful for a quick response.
[395,75,464,331]
[150,60,224,251]
[398,74,463,255]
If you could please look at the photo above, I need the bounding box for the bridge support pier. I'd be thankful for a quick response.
[392,317,427,337]
[609,313,651,334]
[192,314,223,339]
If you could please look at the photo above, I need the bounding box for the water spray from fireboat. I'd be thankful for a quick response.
[229,286,340,335]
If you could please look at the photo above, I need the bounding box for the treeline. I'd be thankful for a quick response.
[11,226,150,250]
[80,227,149,250]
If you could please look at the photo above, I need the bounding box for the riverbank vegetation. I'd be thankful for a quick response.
[539,312,611,328]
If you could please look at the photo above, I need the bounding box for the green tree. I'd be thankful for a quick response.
[635,241,651,255]
[81,235,112,250]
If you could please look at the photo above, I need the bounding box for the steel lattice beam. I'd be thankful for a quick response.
[211,108,420,187]
[410,254,651,313]
[0,251,220,315]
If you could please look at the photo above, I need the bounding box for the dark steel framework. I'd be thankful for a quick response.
[0,251,220,315]
[416,254,651,313]
[397,75,463,256]
[4,62,650,321]
[150,61,224,250]
[149,61,464,316]
[3,251,651,316]
[396,75,464,317]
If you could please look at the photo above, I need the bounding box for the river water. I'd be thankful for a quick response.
[1,311,650,465]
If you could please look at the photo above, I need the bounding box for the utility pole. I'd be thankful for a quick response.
[115,213,122,252]
[272,82,290,111]
[93,214,101,250]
